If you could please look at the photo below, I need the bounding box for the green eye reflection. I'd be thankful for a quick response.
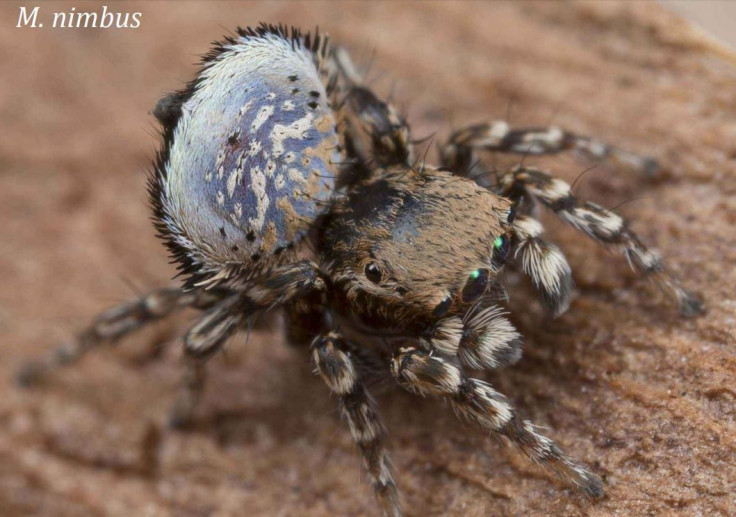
[492,234,511,267]
[462,268,489,302]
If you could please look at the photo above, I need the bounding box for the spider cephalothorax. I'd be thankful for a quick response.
[321,166,514,334]
[21,24,704,517]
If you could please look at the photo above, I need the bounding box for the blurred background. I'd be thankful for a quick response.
[667,1,736,49]
[1,2,734,516]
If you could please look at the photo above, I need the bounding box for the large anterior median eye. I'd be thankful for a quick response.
[364,262,382,284]
[492,234,511,268]
[461,268,489,302]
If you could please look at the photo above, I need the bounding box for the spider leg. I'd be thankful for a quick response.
[330,46,414,169]
[391,346,603,498]
[169,357,207,429]
[169,260,328,427]
[422,308,523,371]
[440,121,658,177]
[511,215,573,316]
[168,294,243,428]
[312,331,400,517]
[15,287,230,387]
[284,289,328,348]
[502,166,704,316]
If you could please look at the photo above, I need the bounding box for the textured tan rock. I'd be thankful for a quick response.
[1,2,734,516]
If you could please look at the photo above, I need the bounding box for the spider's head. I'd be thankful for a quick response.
[321,166,513,331]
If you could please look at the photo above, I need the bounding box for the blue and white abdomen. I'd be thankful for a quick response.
[151,26,341,288]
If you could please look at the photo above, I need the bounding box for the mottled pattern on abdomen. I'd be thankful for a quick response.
[163,32,340,275]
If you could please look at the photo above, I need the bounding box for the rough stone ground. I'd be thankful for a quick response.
[1,2,734,516]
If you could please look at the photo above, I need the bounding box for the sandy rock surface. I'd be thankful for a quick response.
[1,2,734,516]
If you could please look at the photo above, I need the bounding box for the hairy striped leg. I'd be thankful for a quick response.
[16,287,231,387]
[501,166,704,317]
[441,121,659,177]
[331,46,414,168]
[311,331,400,517]
[511,215,573,316]
[169,260,328,427]
[391,347,603,497]
[168,294,243,428]
[421,307,523,371]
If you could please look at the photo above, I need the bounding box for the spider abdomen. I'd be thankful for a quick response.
[152,27,341,287]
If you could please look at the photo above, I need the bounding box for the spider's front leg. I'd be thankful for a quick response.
[440,121,659,177]
[16,287,232,387]
[391,346,604,498]
[168,260,327,427]
[510,214,574,316]
[423,305,523,371]
[311,331,400,517]
[501,166,704,317]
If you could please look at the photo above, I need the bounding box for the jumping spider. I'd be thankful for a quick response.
[20,24,704,516]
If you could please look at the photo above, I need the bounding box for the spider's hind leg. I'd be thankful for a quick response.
[330,46,414,170]
[440,121,659,178]
[16,287,229,387]
[168,260,328,428]
[167,294,244,428]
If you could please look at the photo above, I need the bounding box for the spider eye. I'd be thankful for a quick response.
[364,262,382,284]
[433,297,452,317]
[506,205,517,224]
[492,234,511,268]
[461,269,489,302]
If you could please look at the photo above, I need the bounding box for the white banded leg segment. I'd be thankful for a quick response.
[338,86,413,168]
[311,332,400,517]
[421,316,464,355]
[183,295,244,359]
[391,347,514,425]
[512,215,573,316]
[175,260,329,427]
[244,260,327,307]
[505,167,704,317]
[171,296,245,428]
[441,121,658,177]
[460,307,523,370]
[186,260,327,358]
[391,347,603,498]
[16,287,230,387]
[507,419,604,498]
[421,310,522,371]
[330,45,413,168]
